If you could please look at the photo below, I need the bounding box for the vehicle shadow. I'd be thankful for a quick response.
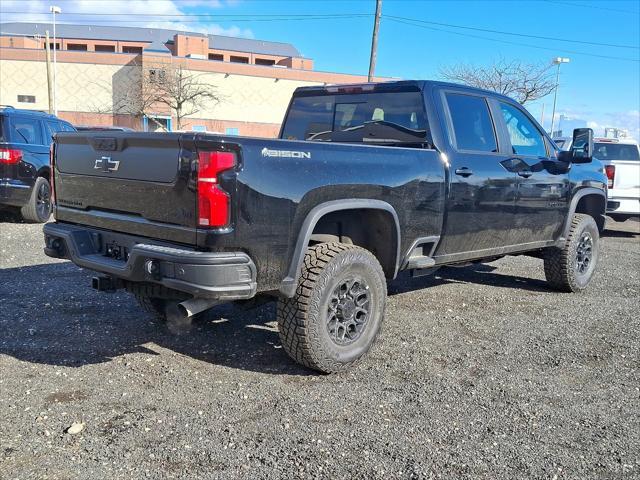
[0,209,25,223]
[0,260,549,374]
[388,263,551,296]
[0,261,314,376]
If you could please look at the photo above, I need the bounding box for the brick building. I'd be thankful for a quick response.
[0,23,386,137]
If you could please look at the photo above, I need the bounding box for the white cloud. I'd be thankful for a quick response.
[555,109,640,139]
[0,0,253,38]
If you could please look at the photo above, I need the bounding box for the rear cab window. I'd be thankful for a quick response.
[9,116,44,145]
[281,88,429,146]
[594,142,640,161]
[444,92,498,152]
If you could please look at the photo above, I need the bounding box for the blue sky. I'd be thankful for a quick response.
[3,0,639,137]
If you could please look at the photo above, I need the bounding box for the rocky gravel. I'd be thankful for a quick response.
[1,215,639,479]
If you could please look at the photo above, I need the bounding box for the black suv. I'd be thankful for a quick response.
[0,106,75,222]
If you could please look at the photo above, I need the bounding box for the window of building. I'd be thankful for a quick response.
[67,43,88,51]
[95,44,116,52]
[230,55,249,64]
[122,46,143,54]
[499,102,547,157]
[45,42,60,50]
[255,58,276,66]
[148,68,166,83]
[208,53,223,61]
[225,127,239,136]
[17,95,36,103]
[445,93,497,152]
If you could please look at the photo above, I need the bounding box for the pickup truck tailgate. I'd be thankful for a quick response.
[53,132,197,245]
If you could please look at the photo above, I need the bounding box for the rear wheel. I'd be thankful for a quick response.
[544,213,599,292]
[277,242,387,373]
[21,176,51,223]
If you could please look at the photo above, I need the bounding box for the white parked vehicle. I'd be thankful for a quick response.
[595,138,640,222]
[554,136,640,221]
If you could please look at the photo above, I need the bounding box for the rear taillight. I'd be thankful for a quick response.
[0,148,22,165]
[605,165,615,188]
[197,150,236,228]
[49,143,56,205]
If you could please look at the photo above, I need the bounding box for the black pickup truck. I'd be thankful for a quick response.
[43,80,607,373]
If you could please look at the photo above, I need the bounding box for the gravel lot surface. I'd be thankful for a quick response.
[1,215,639,479]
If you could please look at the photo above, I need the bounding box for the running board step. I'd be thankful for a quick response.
[406,256,436,269]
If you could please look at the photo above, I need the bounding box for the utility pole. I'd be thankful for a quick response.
[50,5,61,115]
[368,0,382,82]
[550,57,570,136]
[45,31,54,114]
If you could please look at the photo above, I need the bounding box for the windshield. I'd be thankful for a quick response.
[280,91,428,146]
[0,116,7,143]
[594,143,640,161]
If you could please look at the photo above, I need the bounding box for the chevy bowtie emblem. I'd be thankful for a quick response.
[94,156,120,172]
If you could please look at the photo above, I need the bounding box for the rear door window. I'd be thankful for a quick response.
[44,120,62,142]
[9,117,43,145]
[499,102,547,157]
[445,93,498,152]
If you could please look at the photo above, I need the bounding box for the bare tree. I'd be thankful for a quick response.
[90,61,168,131]
[91,61,219,131]
[440,59,556,104]
[148,63,219,130]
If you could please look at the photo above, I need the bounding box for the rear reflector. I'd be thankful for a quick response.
[605,165,615,189]
[197,151,236,227]
[0,148,23,165]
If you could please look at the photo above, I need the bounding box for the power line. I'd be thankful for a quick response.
[541,0,640,15]
[384,14,639,50]
[385,17,640,63]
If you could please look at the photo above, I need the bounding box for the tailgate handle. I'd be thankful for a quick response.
[91,137,118,151]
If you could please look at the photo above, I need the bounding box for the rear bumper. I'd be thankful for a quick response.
[0,179,32,208]
[43,222,257,300]
[607,197,640,216]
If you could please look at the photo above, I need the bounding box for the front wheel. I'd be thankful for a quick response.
[277,242,387,373]
[544,213,599,292]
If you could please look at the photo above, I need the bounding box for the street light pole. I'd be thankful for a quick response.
[50,5,61,115]
[550,57,570,137]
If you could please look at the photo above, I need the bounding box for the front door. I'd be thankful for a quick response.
[434,91,518,258]
[497,101,569,244]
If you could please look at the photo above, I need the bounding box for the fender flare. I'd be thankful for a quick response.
[562,187,607,239]
[279,199,401,298]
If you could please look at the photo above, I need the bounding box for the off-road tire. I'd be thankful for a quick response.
[277,242,387,373]
[544,213,599,292]
[21,176,51,223]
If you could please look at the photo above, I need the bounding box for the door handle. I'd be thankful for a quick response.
[455,167,474,177]
[517,170,533,178]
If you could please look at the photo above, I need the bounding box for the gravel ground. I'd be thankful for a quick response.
[1,215,638,479]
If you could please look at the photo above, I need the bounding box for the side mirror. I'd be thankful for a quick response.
[570,128,594,163]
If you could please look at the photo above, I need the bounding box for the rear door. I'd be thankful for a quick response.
[496,101,568,244]
[54,132,198,244]
[434,90,518,257]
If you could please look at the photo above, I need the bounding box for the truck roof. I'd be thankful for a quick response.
[293,80,516,102]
